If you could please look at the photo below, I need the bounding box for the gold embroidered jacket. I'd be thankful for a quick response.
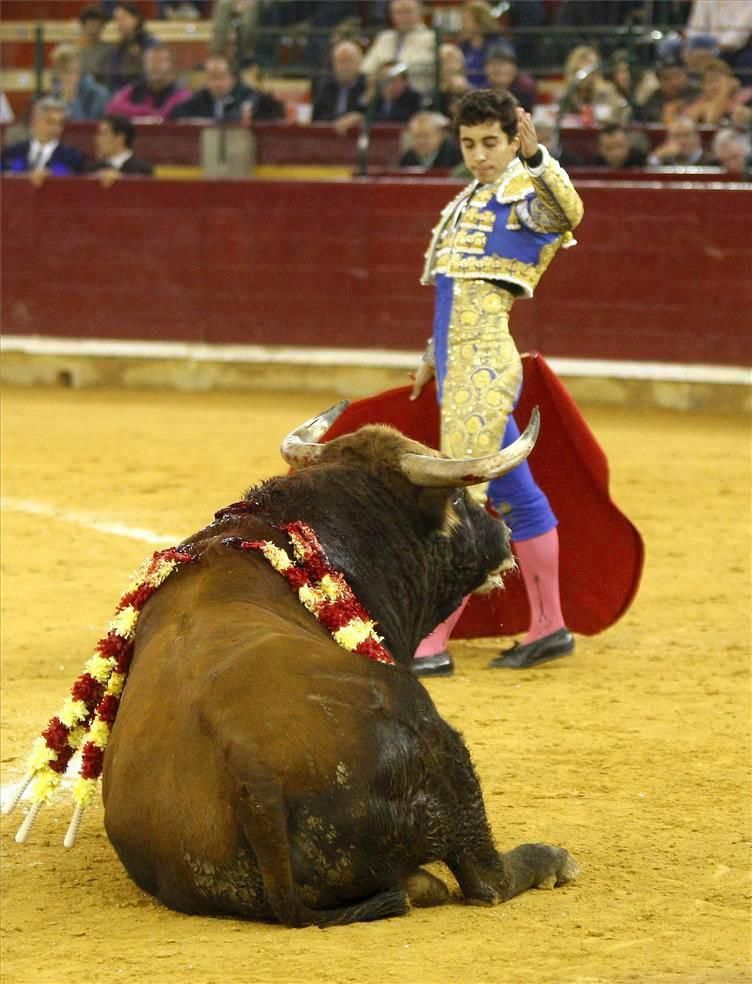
[421,146,584,298]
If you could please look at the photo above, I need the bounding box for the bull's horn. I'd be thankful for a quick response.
[280,400,350,468]
[400,407,540,488]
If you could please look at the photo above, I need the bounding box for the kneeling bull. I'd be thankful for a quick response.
[8,403,579,926]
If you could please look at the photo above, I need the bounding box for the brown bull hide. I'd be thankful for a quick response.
[101,423,580,926]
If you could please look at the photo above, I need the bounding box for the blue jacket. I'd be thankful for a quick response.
[0,140,85,175]
[51,73,110,121]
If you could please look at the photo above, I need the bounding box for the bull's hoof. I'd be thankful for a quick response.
[555,850,582,886]
[536,846,581,888]
[489,628,574,669]
[412,650,455,677]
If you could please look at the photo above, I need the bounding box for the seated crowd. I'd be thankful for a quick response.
[1,0,751,180]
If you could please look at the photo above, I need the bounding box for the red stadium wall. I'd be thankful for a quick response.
[2,176,750,366]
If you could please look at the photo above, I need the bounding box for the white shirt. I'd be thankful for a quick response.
[106,150,133,170]
[361,25,437,95]
[0,91,14,124]
[687,0,752,52]
[28,139,59,170]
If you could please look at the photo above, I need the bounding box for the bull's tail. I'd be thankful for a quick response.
[307,886,409,928]
[227,745,408,928]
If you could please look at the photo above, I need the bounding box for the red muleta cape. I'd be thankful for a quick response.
[322,352,644,638]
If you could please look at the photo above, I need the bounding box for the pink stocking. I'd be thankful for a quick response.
[414,596,471,659]
[513,528,565,645]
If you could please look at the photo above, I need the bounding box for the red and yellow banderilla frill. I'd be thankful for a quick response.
[5,516,393,848]
[4,547,194,847]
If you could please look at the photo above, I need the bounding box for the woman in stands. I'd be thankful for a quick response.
[458,0,509,89]
[686,58,750,126]
[409,89,584,676]
[106,1,156,92]
[558,44,629,126]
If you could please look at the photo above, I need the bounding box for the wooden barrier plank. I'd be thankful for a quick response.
[1,121,403,168]
[1,176,750,367]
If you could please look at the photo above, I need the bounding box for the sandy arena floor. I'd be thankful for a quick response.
[1,384,750,984]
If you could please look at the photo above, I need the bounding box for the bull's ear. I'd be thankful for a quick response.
[416,488,459,537]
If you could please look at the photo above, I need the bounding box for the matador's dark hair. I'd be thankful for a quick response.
[453,89,519,142]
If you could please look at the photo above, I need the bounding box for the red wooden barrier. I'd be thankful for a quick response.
[1,176,750,366]
[2,122,721,172]
[1,122,405,169]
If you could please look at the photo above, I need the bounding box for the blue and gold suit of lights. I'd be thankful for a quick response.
[422,146,584,535]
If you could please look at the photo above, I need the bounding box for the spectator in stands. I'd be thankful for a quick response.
[49,43,109,121]
[1,97,85,185]
[484,51,537,113]
[636,58,699,124]
[169,54,282,122]
[686,0,752,76]
[682,34,721,84]
[369,60,423,123]
[647,115,713,166]
[87,113,154,185]
[361,0,437,97]
[106,1,156,92]
[558,44,629,126]
[159,1,207,18]
[730,95,752,133]
[594,123,647,169]
[604,50,648,119]
[312,41,368,123]
[303,1,361,75]
[458,0,508,89]
[711,126,752,175]
[107,44,192,121]
[77,4,113,86]
[211,0,258,71]
[399,110,462,169]
[530,103,585,167]
[685,58,747,127]
[435,43,471,119]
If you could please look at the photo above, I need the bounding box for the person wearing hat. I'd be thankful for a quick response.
[370,61,423,123]
[683,33,721,83]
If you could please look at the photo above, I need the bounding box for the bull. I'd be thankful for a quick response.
[101,402,580,926]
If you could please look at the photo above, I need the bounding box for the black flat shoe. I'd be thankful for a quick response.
[489,628,574,669]
[412,650,455,677]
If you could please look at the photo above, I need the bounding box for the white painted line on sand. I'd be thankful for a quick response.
[0,497,179,545]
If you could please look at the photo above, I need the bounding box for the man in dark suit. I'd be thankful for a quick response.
[370,60,423,123]
[87,114,154,184]
[169,54,284,122]
[312,41,368,122]
[594,123,647,169]
[399,110,462,170]
[1,97,85,185]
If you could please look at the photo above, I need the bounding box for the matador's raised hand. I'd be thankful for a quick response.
[516,108,540,159]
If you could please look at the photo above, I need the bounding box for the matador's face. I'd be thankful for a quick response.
[459,120,520,185]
